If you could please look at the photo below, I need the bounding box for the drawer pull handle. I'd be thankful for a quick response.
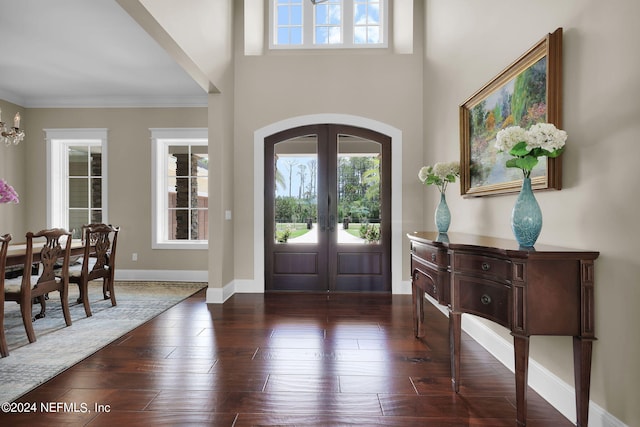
[414,272,419,281]
[481,262,491,271]
[480,294,492,305]
[431,253,437,262]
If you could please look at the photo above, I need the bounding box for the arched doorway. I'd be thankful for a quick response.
[252,114,404,296]
[265,124,391,292]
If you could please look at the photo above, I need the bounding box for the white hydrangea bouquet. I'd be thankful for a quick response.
[418,161,460,193]
[495,123,567,178]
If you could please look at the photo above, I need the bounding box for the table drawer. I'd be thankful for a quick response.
[453,253,510,280]
[411,242,446,266]
[412,267,440,301]
[455,275,511,327]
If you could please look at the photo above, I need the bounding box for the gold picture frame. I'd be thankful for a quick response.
[460,28,563,197]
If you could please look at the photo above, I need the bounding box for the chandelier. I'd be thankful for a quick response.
[0,108,25,146]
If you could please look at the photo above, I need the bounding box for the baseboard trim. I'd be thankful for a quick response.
[205,279,262,304]
[115,269,208,282]
[205,285,232,304]
[233,279,265,294]
[423,295,625,427]
[396,279,412,295]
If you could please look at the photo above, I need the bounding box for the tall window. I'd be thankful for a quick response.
[151,128,208,249]
[45,129,107,239]
[270,0,387,49]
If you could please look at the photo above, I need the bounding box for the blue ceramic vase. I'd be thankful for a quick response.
[435,192,451,233]
[511,177,542,247]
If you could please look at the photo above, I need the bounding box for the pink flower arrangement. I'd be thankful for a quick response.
[0,179,19,204]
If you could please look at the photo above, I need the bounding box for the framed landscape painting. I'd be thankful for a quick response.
[459,28,563,197]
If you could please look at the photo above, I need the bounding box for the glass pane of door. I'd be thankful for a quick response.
[273,135,318,244]
[336,135,382,244]
[67,144,103,238]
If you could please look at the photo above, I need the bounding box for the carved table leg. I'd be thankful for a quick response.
[411,281,424,338]
[573,336,594,427]
[449,310,461,393]
[513,334,530,427]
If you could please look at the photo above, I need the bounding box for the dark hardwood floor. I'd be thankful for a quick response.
[1,290,573,426]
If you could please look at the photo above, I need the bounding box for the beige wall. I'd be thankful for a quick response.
[423,0,640,424]
[15,107,209,273]
[207,90,235,289]
[232,2,426,283]
[0,100,26,238]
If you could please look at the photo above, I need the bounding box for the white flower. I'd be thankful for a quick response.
[448,161,460,176]
[495,126,529,152]
[418,161,460,193]
[432,163,448,178]
[418,166,431,183]
[431,161,459,180]
[527,123,567,152]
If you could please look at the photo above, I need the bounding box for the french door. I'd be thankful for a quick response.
[265,124,391,292]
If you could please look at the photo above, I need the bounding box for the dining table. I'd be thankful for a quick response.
[5,239,87,268]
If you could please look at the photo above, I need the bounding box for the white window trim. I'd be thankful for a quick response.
[151,128,208,250]
[269,0,388,50]
[45,128,108,232]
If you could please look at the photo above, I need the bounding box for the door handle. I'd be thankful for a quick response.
[327,194,335,232]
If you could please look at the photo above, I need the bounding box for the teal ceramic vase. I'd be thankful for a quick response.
[435,192,451,233]
[511,177,542,247]
[436,232,449,243]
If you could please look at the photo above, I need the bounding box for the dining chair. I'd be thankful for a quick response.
[0,233,12,357]
[69,223,120,317]
[4,228,73,343]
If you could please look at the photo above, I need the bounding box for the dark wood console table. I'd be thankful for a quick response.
[407,231,599,427]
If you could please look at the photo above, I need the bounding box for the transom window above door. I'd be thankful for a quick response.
[269,0,387,49]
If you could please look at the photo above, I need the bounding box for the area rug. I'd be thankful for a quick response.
[0,281,206,403]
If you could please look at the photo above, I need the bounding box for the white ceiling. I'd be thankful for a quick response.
[0,0,208,108]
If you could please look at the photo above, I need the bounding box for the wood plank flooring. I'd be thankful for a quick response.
[1,290,573,426]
